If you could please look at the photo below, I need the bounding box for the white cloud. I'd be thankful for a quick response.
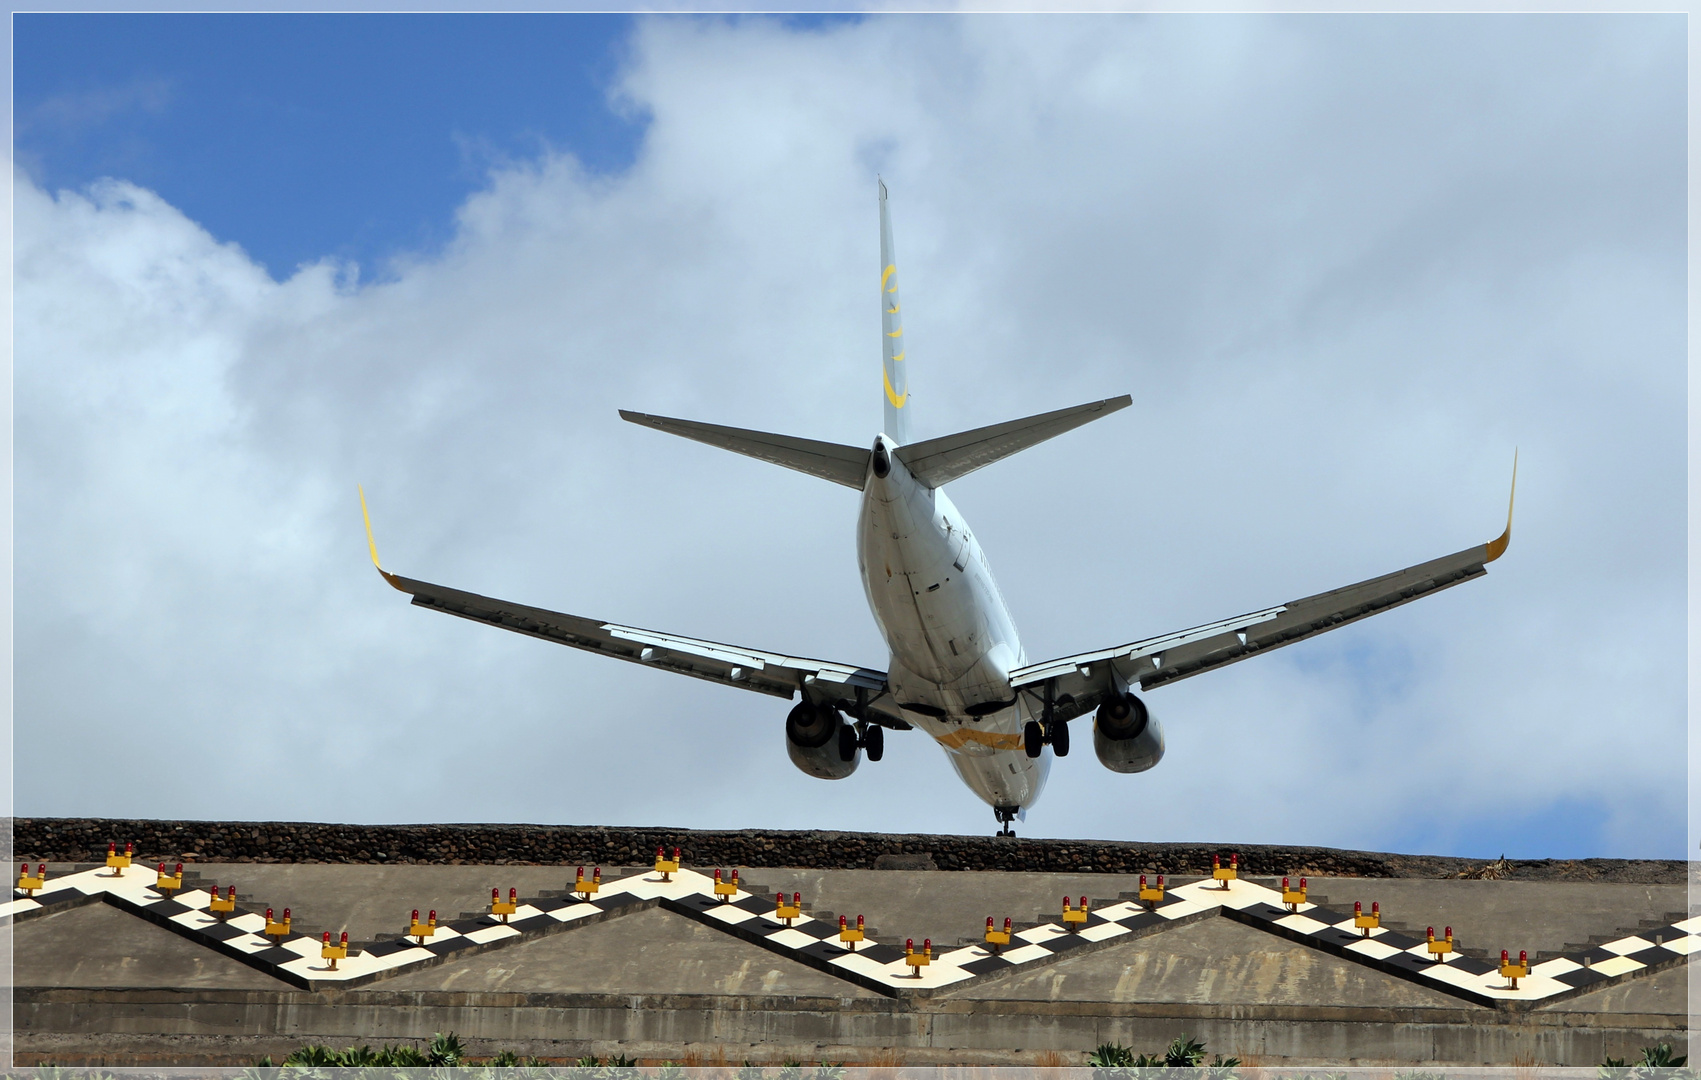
[14,15,1684,855]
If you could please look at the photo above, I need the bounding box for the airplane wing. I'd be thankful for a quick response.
[359,489,911,729]
[1010,462,1517,720]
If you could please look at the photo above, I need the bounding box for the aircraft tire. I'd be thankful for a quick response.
[1023,721,1044,758]
[1051,719,1070,757]
[865,724,885,762]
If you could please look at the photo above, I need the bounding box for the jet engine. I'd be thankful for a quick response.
[1093,692,1164,774]
[785,700,859,779]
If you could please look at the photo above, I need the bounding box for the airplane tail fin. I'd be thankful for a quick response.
[895,396,1131,489]
[619,410,871,489]
[879,179,910,445]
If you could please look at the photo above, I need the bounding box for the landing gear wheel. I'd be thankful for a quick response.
[1023,721,1044,758]
[1050,719,1070,757]
[994,806,1018,837]
[837,723,859,762]
[864,723,885,762]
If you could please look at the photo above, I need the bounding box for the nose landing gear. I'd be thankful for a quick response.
[993,806,1018,837]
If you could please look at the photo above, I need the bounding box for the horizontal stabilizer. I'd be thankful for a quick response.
[620,410,871,489]
[896,395,1131,488]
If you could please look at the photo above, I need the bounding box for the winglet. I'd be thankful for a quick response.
[358,485,410,592]
[1484,450,1517,563]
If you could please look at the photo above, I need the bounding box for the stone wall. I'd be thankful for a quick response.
[8,819,1683,882]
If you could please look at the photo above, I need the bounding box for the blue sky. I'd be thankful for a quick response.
[12,15,1685,859]
[16,14,645,276]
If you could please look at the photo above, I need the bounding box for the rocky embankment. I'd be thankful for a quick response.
[8,819,1684,882]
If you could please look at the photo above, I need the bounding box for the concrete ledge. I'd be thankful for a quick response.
[14,986,1687,1067]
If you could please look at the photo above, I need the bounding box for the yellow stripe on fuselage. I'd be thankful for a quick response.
[932,729,1024,751]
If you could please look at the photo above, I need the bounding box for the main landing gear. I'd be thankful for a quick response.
[1022,681,1070,759]
[994,806,1018,838]
[837,720,885,762]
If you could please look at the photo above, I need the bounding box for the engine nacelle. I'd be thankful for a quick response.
[1093,692,1164,774]
[785,701,859,780]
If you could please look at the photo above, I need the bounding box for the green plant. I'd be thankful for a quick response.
[427,1031,466,1067]
[1088,1036,1237,1076]
[1089,1043,1137,1068]
[1601,1043,1693,1080]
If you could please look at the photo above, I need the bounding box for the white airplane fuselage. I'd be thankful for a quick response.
[856,436,1049,813]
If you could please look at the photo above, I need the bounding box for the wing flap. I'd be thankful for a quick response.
[1011,459,1516,708]
[360,488,904,722]
[1011,539,1495,715]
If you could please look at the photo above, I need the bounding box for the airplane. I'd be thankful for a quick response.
[360,180,1516,837]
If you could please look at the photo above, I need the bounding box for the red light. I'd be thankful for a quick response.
[341,932,349,945]
[906,938,914,951]
[1355,902,1363,915]
[429,910,436,922]
[1299,877,1306,889]
[1140,874,1147,887]
[267,908,274,920]
[1004,918,1012,931]
[493,888,500,900]
[857,915,864,929]
[1519,951,1527,964]
[986,917,994,928]
[1282,877,1289,889]
[1157,875,1164,887]
[840,915,848,929]
[1372,902,1379,915]
[108,843,116,854]
[673,847,681,859]
[793,892,800,904]
[510,888,517,902]
[923,938,931,951]
[283,908,290,920]
[1501,950,1509,963]
[412,909,419,922]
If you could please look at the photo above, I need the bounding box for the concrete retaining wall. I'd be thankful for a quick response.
[15,988,1688,1067]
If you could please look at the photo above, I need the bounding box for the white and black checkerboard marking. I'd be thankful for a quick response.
[12,864,1694,1005]
[1214,879,1699,1007]
[5,863,702,989]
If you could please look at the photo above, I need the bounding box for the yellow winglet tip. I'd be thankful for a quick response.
[358,485,409,592]
[1484,449,1517,563]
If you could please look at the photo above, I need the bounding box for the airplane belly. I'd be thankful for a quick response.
[944,740,1050,810]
